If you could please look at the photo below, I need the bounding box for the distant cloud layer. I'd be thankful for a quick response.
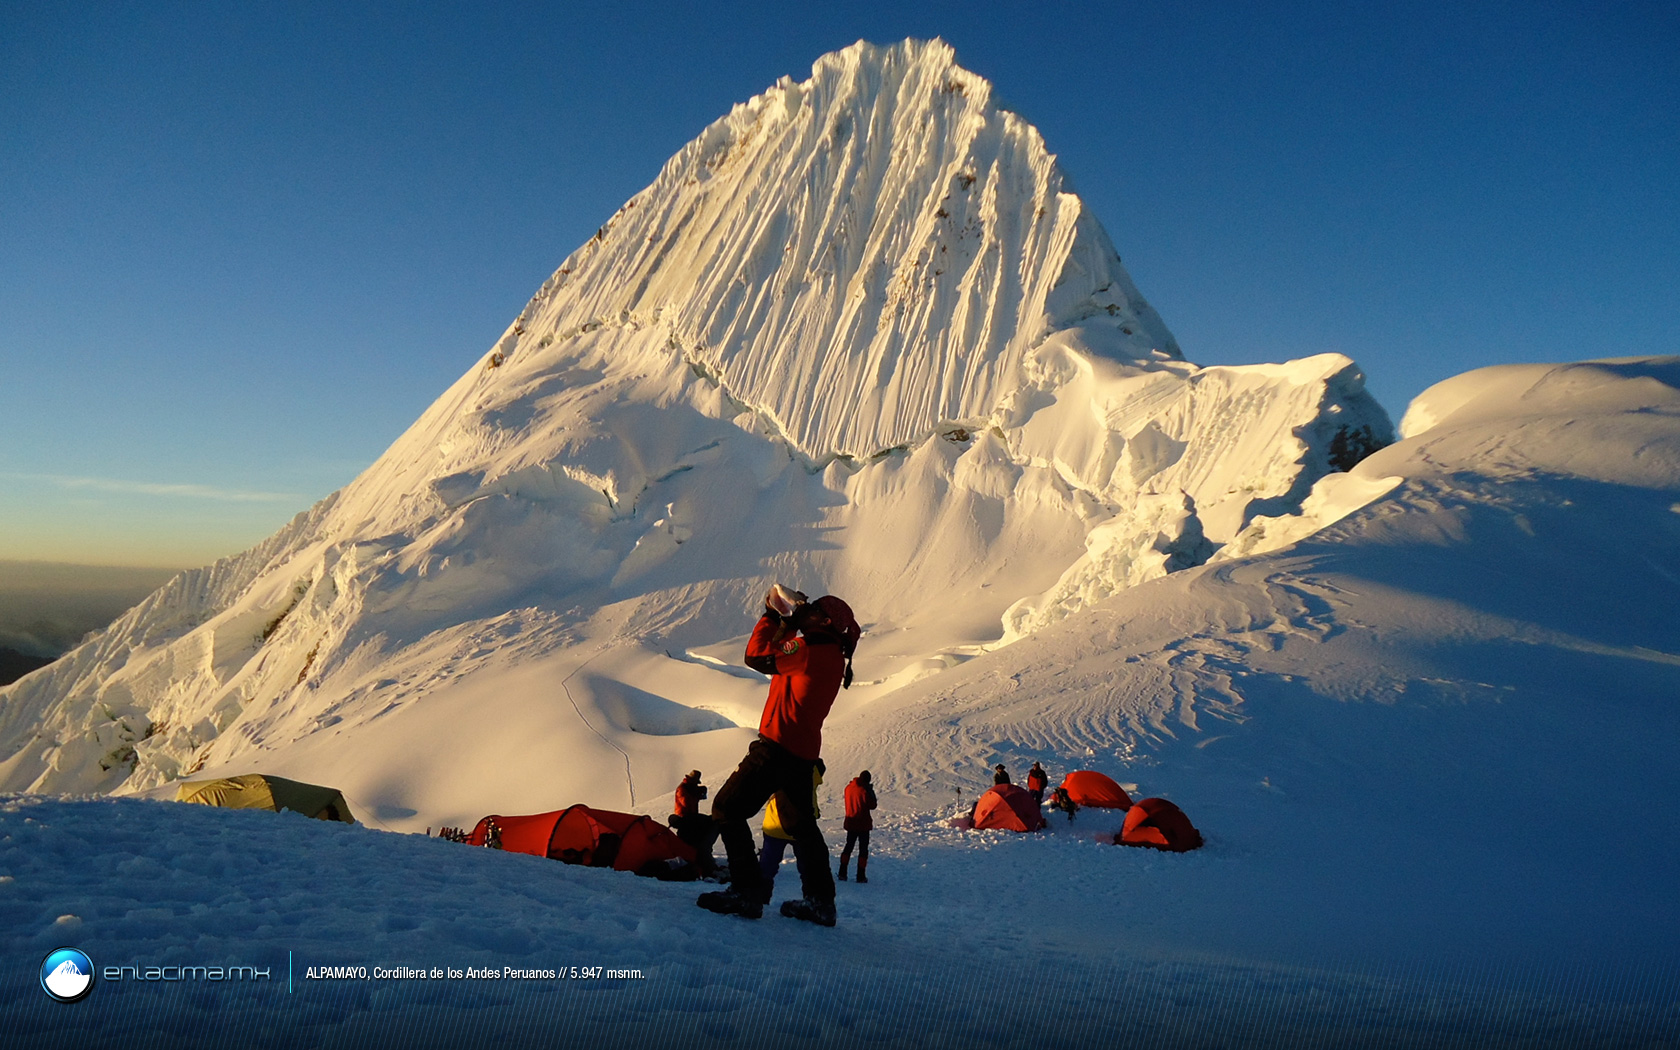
[5,473,299,503]
[0,560,180,657]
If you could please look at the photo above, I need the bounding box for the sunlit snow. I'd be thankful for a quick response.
[2,38,1676,1048]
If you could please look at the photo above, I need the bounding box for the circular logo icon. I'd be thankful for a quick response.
[41,947,94,1003]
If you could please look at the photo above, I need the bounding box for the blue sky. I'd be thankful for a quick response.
[2,1,1675,568]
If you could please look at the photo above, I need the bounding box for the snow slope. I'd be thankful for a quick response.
[5,793,1675,1049]
[3,35,1675,1043]
[0,39,1390,819]
[5,360,1676,1046]
[822,355,1680,972]
[11,355,1669,1049]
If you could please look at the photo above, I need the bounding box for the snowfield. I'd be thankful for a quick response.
[7,353,1678,1046]
[2,38,1678,1049]
[4,792,1676,1049]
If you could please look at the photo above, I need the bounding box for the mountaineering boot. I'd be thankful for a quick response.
[837,863,848,882]
[779,897,837,927]
[856,858,867,884]
[697,889,763,919]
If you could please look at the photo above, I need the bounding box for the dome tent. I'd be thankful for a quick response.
[465,808,575,856]
[467,804,696,876]
[1059,770,1133,809]
[1118,797,1203,852]
[176,773,354,823]
[970,783,1046,832]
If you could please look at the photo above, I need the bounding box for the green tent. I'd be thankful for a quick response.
[176,773,355,824]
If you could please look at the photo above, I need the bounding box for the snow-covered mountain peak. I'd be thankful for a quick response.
[499,37,1178,460]
[0,39,1392,815]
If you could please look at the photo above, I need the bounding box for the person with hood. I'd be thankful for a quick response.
[993,763,1012,786]
[756,759,824,903]
[698,584,860,926]
[670,770,718,877]
[838,769,877,883]
[1026,761,1048,807]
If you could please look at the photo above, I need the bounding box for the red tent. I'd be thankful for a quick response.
[1118,797,1203,852]
[468,804,696,873]
[467,809,570,854]
[970,783,1046,832]
[613,813,698,874]
[1059,770,1133,809]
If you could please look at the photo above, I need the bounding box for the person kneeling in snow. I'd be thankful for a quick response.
[670,770,719,878]
[698,584,859,926]
[1050,785,1078,822]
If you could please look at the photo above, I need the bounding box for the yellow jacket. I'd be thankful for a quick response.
[762,765,823,841]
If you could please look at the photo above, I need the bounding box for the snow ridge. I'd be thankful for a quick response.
[0,494,338,792]
[504,38,1178,460]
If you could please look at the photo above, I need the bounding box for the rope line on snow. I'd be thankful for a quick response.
[559,644,636,807]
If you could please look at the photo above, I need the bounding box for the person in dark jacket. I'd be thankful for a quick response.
[670,770,718,877]
[1026,762,1048,807]
[698,585,860,926]
[838,769,877,883]
[993,763,1011,786]
[1050,785,1078,822]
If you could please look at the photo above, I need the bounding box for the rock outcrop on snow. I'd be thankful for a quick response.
[0,39,1391,812]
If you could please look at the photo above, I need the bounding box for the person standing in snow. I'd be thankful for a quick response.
[757,759,824,903]
[698,584,860,926]
[993,763,1012,786]
[838,769,877,883]
[670,770,718,877]
[1026,762,1048,808]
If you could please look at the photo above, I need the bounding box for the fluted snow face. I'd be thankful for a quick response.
[511,38,1178,459]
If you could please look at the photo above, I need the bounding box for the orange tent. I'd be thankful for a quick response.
[613,813,699,874]
[467,808,568,854]
[1118,797,1203,852]
[970,783,1046,832]
[1059,770,1133,809]
[468,804,696,874]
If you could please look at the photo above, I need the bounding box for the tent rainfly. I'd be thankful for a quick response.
[1118,797,1203,852]
[970,783,1047,832]
[176,774,355,823]
[467,804,696,876]
[1059,770,1134,809]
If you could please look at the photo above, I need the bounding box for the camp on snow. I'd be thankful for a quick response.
[465,804,697,877]
[969,783,1047,832]
[1059,770,1133,809]
[176,773,355,824]
[1118,797,1204,852]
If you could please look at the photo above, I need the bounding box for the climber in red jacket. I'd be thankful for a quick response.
[1026,761,1049,807]
[838,770,877,883]
[669,770,718,877]
[698,584,859,926]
